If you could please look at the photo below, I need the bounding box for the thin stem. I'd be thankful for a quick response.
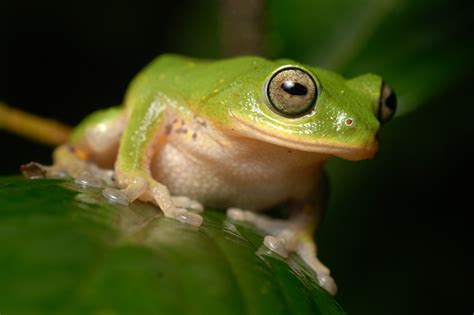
[0,101,72,146]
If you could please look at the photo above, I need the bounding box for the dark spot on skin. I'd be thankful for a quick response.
[165,124,173,135]
[175,128,188,134]
[172,118,178,124]
[192,132,197,141]
[287,150,292,153]
[180,120,185,126]
[193,116,207,128]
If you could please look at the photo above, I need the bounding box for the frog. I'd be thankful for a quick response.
[25,54,396,295]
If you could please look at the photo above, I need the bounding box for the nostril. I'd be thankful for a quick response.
[345,118,354,126]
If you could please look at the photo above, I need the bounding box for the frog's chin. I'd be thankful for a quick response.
[233,122,379,161]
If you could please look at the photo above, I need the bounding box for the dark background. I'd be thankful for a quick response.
[1,0,472,314]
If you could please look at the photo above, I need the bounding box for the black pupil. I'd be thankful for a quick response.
[281,81,307,96]
[385,91,397,110]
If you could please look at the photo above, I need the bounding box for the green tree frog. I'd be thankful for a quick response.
[37,54,396,295]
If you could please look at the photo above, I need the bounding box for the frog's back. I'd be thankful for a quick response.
[124,54,275,108]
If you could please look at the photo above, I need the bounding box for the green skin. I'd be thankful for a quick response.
[57,54,392,295]
[73,55,382,160]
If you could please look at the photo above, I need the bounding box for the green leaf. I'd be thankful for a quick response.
[0,177,344,315]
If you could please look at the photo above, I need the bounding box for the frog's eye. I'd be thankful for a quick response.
[265,66,318,117]
[378,82,397,124]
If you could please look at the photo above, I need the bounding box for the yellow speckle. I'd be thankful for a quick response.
[219,79,225,84]
[213,89,219,94]
[187,62,196,67]
[159,74,165,80]
[74,148,89,161]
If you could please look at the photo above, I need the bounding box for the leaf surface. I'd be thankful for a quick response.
[0,177,345,315]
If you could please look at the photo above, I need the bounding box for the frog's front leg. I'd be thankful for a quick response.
[115,101,203,226]
[227,192,337,295]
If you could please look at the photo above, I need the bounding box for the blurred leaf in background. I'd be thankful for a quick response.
[1,0,473,314]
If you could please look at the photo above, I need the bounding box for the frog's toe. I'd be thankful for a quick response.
[263,235,289,258]
[227,207,256,221]
[263,233,336,294]
[102,187,129,206]
[172,208,204,226]
[88,164,117,187]
[226,208,287,232]
[317,273,338,296]
[21,162,51,179]
[296,239,337,295]
[296,240,330,275]
[171,196,204,213]
[72,171,104,188]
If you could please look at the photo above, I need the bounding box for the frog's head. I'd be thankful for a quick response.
[219,61,396,161]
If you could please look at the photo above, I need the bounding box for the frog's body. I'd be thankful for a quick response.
[155,123,322,210]
[45,54,396,295]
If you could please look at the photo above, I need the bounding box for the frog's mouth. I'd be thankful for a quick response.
[233,118,379,161]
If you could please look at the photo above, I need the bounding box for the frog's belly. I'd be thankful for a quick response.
[150,143,316,210]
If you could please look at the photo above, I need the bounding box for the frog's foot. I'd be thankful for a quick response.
[119,174,203,227]
[171,196,204,213]
[21,156,116,189]
[293,237,337,295]
[227,207,288,231]
[21,145,117,187]
[226,207,337,295]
